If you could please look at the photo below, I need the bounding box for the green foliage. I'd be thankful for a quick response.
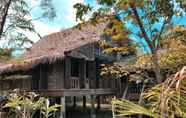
[3,90,43,118]
[73,3,92,22]
[3,90,62,118]
[40,99,62,118]
[112,66,186,118]
[74,0,186,53]
[100,64,129,78]
[112,98,157,118]
[73,0,186,83]
[97,0,115,6]
[0,0,56,51]
[137,26,186,72]
[0,48,12,61]
[99,17,137,56]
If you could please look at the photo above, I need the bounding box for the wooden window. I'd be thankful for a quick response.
[71,58,79,77]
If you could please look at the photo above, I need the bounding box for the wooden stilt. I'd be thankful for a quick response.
[90,95,96,118]
[96,96,100,110]
[83,96,86,108]
[60,97,66,118]
[73,96,76,108]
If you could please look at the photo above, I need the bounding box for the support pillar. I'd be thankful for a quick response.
[83,96,86,108]
[60,97,66,118]
[90,95,96,118]
[73,96,76,108]
[96,96,100,110]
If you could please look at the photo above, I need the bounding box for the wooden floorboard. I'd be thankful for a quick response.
[36,89,117,97]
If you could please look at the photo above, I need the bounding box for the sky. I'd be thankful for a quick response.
[26,0,86,42]
[25,0,99,43]
[29,0,186,42]
[1,0,186,53]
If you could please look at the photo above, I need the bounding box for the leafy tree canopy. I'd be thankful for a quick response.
[0,0,56,58]
[74,0,186,83]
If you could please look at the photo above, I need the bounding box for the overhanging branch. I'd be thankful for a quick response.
[129,3,153,52]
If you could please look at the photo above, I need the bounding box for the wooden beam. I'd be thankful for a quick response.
[34,89,116,97]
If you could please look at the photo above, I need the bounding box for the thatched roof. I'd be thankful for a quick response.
[0,22,107,74]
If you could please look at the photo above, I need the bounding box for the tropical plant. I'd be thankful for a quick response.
[3,89,62,118]
[112,98,157,118]
[3,90,43,118]
[112,66,186,118]
[40,98,62,118]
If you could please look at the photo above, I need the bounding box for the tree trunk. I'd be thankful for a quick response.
[0,0,12,39]
[152,50,163,83]
[130,4,163,84]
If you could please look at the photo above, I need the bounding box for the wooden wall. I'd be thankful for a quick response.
[30,56,110,90]
[0,79,31,90]
[47,61,65,89]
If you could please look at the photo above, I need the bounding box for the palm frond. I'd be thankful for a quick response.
[112,98,157,118]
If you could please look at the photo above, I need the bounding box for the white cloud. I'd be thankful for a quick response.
[53,0,85,27]
[19,20,61,43]
[64,0,84,21]
[27,0,85,42]
[0,0,87,49]
[1,0,86,46]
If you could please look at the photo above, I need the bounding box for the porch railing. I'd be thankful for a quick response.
[70,77,79,89]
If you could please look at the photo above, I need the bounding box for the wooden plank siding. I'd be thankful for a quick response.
[0,56,119,97]
[88,61,96,88]
[0,79,31,90]
[79,58,86,88]
[39,64,48,89]
[31,66,40,90]
[47,61,65,89]
[64,56,71,89]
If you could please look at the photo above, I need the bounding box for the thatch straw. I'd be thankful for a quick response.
[0,22,107,74]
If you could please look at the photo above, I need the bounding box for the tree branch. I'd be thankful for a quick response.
[129,3,153,52]
[0,0,12,39]
[156,18,167,49]
[152,18,167,49]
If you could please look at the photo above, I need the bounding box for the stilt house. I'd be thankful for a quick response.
[0,22,119,99]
